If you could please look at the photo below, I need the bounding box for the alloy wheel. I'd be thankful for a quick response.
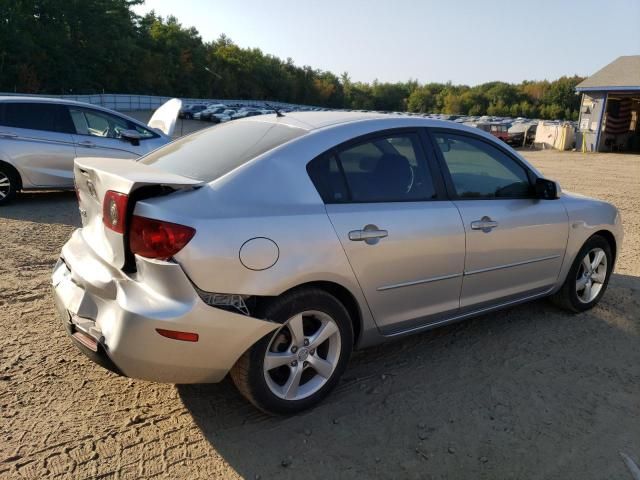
[263,310,341,401]
[0,172,11,200]
[576,247,607,303]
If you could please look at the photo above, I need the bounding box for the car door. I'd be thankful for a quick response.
[307,130,466,333]
[430,129,569,309]
[0,102,77,187]
[68,106,154,160]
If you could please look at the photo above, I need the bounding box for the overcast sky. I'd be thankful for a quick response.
[134,0,640,85]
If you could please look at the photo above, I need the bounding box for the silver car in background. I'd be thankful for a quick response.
[0,96,181,204]
[52,112,623,414]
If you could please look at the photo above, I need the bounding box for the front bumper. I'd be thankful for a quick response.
[52,230,278,383]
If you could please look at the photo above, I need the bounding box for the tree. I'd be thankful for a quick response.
[0,0,585,119]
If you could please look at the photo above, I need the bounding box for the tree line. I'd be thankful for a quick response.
[0,0,584,119]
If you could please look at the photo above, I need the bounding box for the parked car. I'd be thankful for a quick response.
[489,123,510,142]
[231,109,263,120]
[53,112,622,414]
[0,96,181,205]
[212,109,236,122]
[197,106,226,122]
[506,123,538,147]
[179,104,207,119]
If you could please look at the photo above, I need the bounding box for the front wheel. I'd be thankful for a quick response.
[551,234,613,312]
[231,288,353,414]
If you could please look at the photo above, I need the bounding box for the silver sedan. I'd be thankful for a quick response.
[52,112,623,414]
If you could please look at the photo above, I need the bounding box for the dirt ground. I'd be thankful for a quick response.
[1,148,639,480]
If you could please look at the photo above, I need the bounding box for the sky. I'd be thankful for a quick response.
[134,0,640,86]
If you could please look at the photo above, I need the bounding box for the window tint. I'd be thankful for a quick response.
[434,132,532,198]
[0,102,74,133]
[69,108,155,139]
[140,120,305,182]
[306,153,349,203]
[307,133,436,203]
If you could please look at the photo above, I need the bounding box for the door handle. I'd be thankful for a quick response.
[78,140,95,148]
[0,131,17,138]
[349,224,388,245]
[471,216,498,232]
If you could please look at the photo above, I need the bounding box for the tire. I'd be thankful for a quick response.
[0,164,19,206]
[230,287,353,415]
[551,234,613,313]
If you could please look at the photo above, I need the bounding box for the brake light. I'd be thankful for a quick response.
[129,215,195,260]
[103,191,129,234]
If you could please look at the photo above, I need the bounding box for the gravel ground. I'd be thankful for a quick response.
[0,148,639,480]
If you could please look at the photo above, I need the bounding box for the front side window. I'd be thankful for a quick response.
[433,132,532,199]
[307,133,436,203]
[69,108,155,139]
[0,102,74,133]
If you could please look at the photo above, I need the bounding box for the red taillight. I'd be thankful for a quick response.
[102,191,129,234]
[129,215,195,260]
[155,328,199,342]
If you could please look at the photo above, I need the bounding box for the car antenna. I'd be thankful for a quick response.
[264,102,284,117]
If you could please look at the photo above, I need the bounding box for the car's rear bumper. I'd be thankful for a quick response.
[52,230,278,383]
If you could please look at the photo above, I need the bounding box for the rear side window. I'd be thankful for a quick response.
[140,120,306,182]
[0,102,74,133]
[433,132,532,198]
[307,133,437,203]
[306,153,349,203]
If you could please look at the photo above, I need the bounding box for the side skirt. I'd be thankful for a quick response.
[379,286,554,339]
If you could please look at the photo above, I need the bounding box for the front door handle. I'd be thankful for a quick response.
[471,216,498,232]
[0,131,17,139]
[349,224,388,245]
[78,140,96,148]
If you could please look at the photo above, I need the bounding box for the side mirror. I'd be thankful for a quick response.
[120,129,143,146]
[535,178,561,199]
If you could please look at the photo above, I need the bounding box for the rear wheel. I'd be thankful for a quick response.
[0,165,18,206]
[230,288,353,414]
[551,235,613,312]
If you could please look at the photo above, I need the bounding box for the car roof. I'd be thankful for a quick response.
[244,110,494,136]
[238,111,544,178]
[0,95,109,109]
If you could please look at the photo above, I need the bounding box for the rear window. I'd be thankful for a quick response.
[140,120,305,181]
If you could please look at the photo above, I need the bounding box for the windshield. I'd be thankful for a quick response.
[140,120,306,182]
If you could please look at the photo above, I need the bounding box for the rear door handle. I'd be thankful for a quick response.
[349,225,388,245]
[471,216,498,232]
[0,131,17,139]
[78,140,96,148]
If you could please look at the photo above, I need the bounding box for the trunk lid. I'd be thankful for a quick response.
[148,98,182,136]
[74,156,201,269]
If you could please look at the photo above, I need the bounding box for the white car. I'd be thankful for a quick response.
[0,97,181,204]
[212,109,237,122]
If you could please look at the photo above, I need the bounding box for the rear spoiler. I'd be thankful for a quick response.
[75,157,203,192]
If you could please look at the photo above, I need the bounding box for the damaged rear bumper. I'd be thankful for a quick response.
[52,230,278,384]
